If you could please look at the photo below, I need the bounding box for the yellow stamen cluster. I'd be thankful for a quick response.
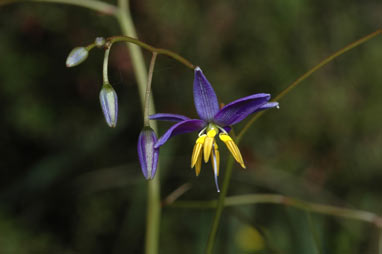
[191,125,245,176]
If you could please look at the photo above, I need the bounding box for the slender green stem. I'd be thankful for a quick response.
[102,45,111,84]
[115,1,161,254]
[86,35,195,70]
[108,36,195,70]
[205,158,234,253]
[0,0,117,14]
[144,53,157,126]
[237,29,382,142]
[170,194,382,227]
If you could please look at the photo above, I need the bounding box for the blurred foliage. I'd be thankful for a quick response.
[0,0,382,253]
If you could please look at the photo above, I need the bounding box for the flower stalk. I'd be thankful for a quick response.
[107,36,195,70]
[99,45,118,127]
[144,53,158,126]
[103,45,111,84]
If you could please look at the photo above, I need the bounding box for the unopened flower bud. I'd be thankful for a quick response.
[99,83,118,127]
[66,47,88,67]
[137,127,159,180]
[95,37,106,48]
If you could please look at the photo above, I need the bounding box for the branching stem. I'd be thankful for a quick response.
[107,36,195,70]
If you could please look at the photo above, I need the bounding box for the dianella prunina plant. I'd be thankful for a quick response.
[2,1,382,254]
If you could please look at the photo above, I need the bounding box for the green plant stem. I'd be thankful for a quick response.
[205,158,234,253]
[115,1,161,254]
[108,36,195,70]
[237,29,382,142]
[86,35,195,70]
[144,53,157,126]
[170,194,382,227]
[205,29,382,253]
[0,0,117,14]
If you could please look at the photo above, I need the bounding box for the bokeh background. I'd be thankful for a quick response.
[1,0,382,253]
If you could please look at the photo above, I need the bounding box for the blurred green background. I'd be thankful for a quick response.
[1,0,382,253]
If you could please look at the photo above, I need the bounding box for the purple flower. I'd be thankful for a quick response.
[150,67,279,191]
[137,127,159,180]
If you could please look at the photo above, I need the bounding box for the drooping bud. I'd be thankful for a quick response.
[137,127,159,180]
[66,47,89,67]
[99,83,118,127]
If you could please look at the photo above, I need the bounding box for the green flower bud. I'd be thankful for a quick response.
[99,83,118,127]
[66,47,88,67]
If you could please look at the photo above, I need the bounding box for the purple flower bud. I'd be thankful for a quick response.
[138,127,159,180]
[66,47,88,67]
[99,83,118,127]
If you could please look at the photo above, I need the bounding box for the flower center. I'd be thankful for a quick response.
[190,123,246,192]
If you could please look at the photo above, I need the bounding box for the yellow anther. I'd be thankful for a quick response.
[196,134,206,144]
[207,129,217,138]
[191,134,206,168]
[195,151,202,176]
[219,133,232,142]
[219,133,246,168]
[203,136,214,163]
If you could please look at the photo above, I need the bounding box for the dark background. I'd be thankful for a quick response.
[0,0,382,253]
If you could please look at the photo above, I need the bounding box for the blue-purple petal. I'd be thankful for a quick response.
[193,67,220,121]
[138,127,159,180]
[253,102,279,113]
[213,93,271,126]
[154,119,206,149]
[149,113,190,122]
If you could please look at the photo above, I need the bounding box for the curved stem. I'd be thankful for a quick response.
[115,1,161,254]
[170,194,382,227]
[102,45,111,84]
[237,29,382,142]
[0,0,117,14]
[108,36,195,70]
